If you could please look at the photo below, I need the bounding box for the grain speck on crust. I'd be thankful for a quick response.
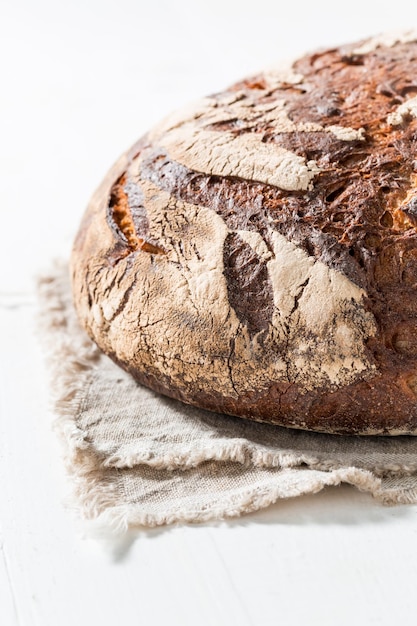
[387,96,417,126]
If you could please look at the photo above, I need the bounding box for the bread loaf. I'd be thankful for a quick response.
[71,32,417,434]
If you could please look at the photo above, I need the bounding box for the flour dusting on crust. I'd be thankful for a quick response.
[352,30,417,55]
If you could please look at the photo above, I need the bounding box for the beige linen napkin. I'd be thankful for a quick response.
[39,263,417,530]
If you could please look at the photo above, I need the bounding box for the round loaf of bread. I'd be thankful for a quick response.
[71,32,417,435]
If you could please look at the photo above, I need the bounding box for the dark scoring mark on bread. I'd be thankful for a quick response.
[124,180,149,237]
[108,174,165,255]
[139,149,366,287]
[108,174,135,246]
[223,232,274,336]
[265,131,355,163]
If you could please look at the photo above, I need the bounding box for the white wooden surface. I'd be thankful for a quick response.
[2,1,417,624]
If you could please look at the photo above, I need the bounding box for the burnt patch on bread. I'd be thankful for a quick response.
[108,174,165,255]
[223,232,274,337]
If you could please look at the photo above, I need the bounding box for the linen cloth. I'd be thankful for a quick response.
[39,263,417,530]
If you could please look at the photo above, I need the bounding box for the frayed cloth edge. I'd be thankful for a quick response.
[37,262,417,530]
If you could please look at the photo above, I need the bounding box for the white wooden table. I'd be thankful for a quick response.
[2,1,417,624]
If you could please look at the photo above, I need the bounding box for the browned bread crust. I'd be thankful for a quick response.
[71,32,417,434]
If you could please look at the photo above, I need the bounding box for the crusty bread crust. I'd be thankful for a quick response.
[71,32,417,434]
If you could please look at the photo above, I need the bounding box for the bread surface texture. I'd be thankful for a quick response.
[71,31,417,434]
